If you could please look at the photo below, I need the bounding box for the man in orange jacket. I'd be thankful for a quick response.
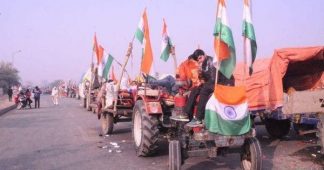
[172,49,206,121]
[177,49,204,89]
[145,49,203,95]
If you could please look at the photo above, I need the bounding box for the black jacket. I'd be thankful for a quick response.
[200,56,216,84]
[200,56,235,86]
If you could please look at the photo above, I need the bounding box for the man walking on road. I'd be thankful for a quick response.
[33,86,42,108]
[7,87,13,102]
[51,86,59,105]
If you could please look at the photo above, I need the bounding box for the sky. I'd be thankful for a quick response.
[1,0,324,85]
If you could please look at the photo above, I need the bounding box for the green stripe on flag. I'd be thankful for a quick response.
[219,51,236,79]
[214,19,236,50]
[243,21,257,75]
[135,28,144,44]
[103,54,114,79]
[205,109,251,136]
[160,45,170,62]
[242,21,256,41]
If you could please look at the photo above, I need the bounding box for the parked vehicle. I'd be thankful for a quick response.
[98,84,135,135]
[234,46,324,153]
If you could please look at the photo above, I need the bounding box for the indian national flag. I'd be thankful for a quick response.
[160,19,173,62]
[205,85,251,135]
[97,45,105,77]
[93,33,101,65]
[102,54,114,80]
[213,0,236,79]
[135,9,153,74]
[243,0,257,75]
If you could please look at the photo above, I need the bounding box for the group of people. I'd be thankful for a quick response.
[84,48,232,127]
[7,86,42,109]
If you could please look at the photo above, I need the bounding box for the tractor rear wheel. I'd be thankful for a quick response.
[101,113,114,135]
[132,100,159,157]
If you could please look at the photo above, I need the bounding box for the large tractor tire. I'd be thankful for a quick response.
[132,100,159,157]
[264,118,291,138]
[169,140,181,170]
[317,113,324,154]
[101,113,114,135]
[241,137,262,170]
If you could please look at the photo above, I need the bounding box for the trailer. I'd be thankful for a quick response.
[234,46,324,153]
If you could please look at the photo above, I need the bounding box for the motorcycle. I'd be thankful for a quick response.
[16,93,29,110]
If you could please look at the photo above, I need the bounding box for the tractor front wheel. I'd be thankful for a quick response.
[241,137,262,170]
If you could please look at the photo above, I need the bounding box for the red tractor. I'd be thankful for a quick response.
[131,80,262,170]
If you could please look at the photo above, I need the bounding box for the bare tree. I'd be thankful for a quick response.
[0,61,20,92]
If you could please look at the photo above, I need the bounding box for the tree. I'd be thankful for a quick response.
[0,61,20,93]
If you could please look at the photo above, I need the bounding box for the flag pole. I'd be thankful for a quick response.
[243,40,247,86]
[104,51,132,80]
[171,45,178,75]
[214,0,223,90]
[88,43,95,111]
[113,38,134,112]
[242,0,248,86]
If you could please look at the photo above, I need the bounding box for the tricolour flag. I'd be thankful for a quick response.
[205,85,251,135]
[243,0,257,75]
[102,54,114,80]
[135,9,153,74]
[160,18,173,62]
[213,0,236,79]
[93,33,100,65]
[97,45,105,77]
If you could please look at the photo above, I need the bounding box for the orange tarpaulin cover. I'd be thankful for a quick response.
[234,46,324,111]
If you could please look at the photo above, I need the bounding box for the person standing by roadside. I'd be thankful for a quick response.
[33,86,42,108]
[51,86,59,105]
[7,87,13,102]
[25,89,32,108]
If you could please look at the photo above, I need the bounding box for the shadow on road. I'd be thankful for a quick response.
[292,145,324,166]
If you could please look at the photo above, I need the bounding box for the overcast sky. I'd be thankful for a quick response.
[1,0,324,85]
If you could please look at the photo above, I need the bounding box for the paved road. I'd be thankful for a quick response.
[0,95,323,170]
